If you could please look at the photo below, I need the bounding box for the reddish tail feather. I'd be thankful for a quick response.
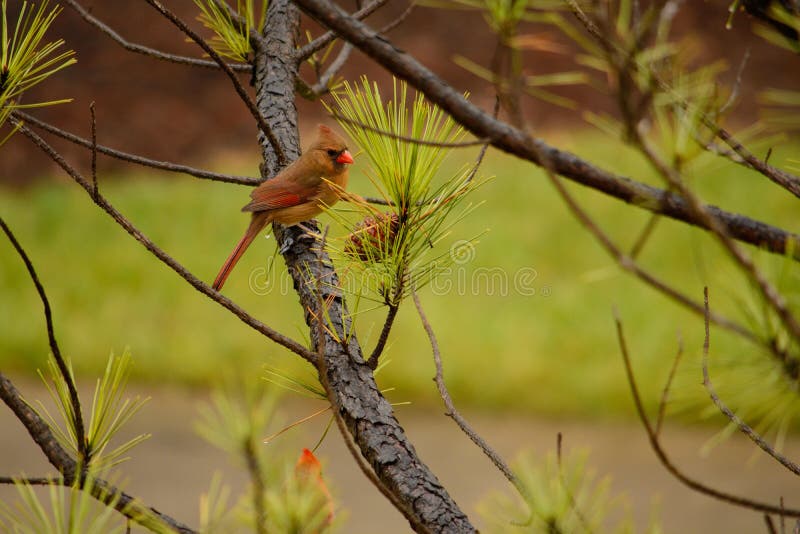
[212,213,270,291]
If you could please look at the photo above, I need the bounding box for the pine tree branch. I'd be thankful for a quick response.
[293,0,800,261]
[0,373,196,533]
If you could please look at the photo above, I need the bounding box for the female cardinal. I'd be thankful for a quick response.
[212,124,354,291]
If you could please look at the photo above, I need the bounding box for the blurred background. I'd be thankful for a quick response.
[1,1,799,532]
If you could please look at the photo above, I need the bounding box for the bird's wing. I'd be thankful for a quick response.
[242,179,310,212]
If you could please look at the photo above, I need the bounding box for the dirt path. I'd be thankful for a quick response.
[2,385,797,532]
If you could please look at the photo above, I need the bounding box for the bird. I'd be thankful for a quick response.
[212,124,354,291]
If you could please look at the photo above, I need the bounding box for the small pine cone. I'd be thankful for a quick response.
[344,212,400,261]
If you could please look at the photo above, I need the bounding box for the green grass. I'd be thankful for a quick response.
[1,132,798,420]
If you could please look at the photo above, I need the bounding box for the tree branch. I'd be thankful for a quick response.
[0,218,87,461]
[255,0,475,529]
[0,373,196,533]
[14,121,317,365]
[701,288,800,477]
[142,0,288,166]
[413,291,527,500]
[63,0,250,71]
[293,0,800,261]
[614,311,800,517]
[295,0,389,60]
[15,111,260,186]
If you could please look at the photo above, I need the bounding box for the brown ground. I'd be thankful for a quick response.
[2,384,798,533]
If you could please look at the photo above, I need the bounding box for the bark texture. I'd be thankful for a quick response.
[254,1,474,531]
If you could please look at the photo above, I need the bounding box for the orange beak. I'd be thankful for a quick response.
[336,150,354,165]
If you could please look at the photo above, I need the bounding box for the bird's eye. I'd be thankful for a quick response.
[326,149,338,157]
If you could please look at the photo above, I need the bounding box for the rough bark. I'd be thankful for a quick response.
[253,1,475,531]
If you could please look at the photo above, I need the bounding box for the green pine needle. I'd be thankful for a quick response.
[0,0,76,137]
[327,77,487,307]
[193,0,267,61]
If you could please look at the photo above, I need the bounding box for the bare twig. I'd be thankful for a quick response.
[143,0,288,166]
[412,290,528,500]
[296,0,390,60]
[367,275,404,369]
[307,43,354,97]
[0,476,61,485]
[655,333,683,436]
[63,0,250,71]
[15,121,316,365]
[16,111,260,186]
[378,2,416,35]
[614,311,800,517]
[0,218,87,462]
[629,212,661,259]
[701,288,800,477]
[766,514,779,534]
[0,373,196,533]
[90,103,99,201]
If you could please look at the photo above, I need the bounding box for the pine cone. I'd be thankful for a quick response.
[344,213,400,262]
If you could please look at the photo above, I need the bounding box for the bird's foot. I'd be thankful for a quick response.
[279,236,294,254]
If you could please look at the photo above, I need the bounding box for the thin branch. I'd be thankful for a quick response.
[566,0,800,199]
[0,218,87,462]
[367,274,404,369]
[16,111,260,186]
[142,0,288,166]
[15,121,317,365]
[412,290,528,500]
[293,0,800,261]
[701,288,800,477]
[63,0,250,71]
[295,0,390,60]
[0,476,61,485]
[655,332,683,436]
[629,212,661,259]
[307,43,354,97]
[633,130,800,346]
[378,2,416,35]
[765,514,778,534]
[537,138,759,348]
[90,103,99,202]
[614,311,800,517]
[0,373,196,533]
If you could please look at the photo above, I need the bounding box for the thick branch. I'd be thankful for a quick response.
[293,0,800,261]
[255,1,474,530]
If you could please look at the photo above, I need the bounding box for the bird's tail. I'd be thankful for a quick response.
[213,213,270,291]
